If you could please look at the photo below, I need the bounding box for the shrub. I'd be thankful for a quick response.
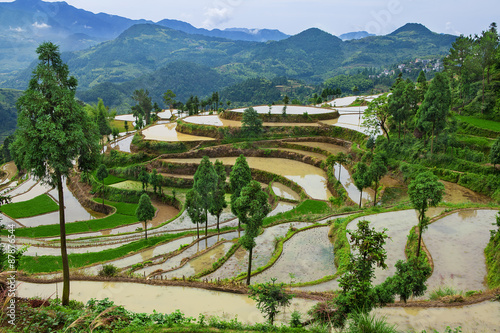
[98,264,119,277]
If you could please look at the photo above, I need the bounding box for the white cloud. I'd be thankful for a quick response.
[9,27,25,32]
[32,22,51,29]
[203,6,232,28]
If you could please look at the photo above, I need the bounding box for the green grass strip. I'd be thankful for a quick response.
[2,200,140,238]
[19,231,193,273]
[456,116,500,132]
[263,199,331,226]
[0,194,58,218]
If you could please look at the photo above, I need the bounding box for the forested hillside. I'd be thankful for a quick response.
[5,23,457,93]
[0,88,22,143]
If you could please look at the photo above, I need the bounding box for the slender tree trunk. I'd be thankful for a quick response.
[217,214,220,234]
[205,209,208,237]
[56,172,70,306]
[359,189,363,208]
[196,222,199,239]
[246,246,253,286]
[430,125,435,154]
[338,163,341,180]
[416,217,423,260]
[373,181,378,207]
[144,221,148,240]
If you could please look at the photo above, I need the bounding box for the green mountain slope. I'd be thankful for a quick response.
[77,61,235,112]
[0,88,22,143]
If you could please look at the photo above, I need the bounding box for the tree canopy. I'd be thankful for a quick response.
[11,42,100,306]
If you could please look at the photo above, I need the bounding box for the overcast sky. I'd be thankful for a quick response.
[3,0,499,36]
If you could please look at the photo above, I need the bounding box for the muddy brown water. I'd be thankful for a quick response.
[374,301,500,332]
[269,148,327,160]
[440,180,492,204]
[142,123,215,142]
[17,281,499,331]
[333,163,374,206]
[158,242,234,279]
[287,141,349,155]
[204,222,312,281]
[17,281,317,325]
[162,157,332,201]
[424,209,498,294]
[252,226,335,284]
[271,183,300,201]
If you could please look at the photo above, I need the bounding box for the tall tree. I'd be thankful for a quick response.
[416,72,452,154]
[136,193,155,240]
[186,188,205,239]
[388,79,406,139]
[352,162,370,208]
[407,172,444,259]
[163,89,176,111]
[132,89,153,125]
[96,164,108,207]
[282,95,289,115]
[233,180,271,285]
[242,107,263,137]
[416,70,428,103]
[368,154,387,206]
[11,42,100,306]
[138,168,149,192]
[193,156,217,237]
[335,152,349,180]
[363,95,391,141]
[150,169,160,194]
[333,220,388,328]
[209,160,228,234]
[229,155,252,229]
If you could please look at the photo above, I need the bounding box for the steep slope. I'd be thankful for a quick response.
[77,61,235,112]
[0,88,23,142]
[342,23,456,68]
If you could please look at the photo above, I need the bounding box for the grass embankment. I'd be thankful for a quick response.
[485,213,500,288]
[19,231,193,274]
[0,194,58,218]
[262,200,331,227]
[2,201,140,238]
[456,116,500,132]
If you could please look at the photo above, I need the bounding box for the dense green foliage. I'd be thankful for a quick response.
[485,212,500,288]
[248,278,293,325]
[0,88,22,144]
[136,193,155,239]
[0,194,58,218]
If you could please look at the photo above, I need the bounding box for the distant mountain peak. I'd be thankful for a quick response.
[389,23,433,36]
[339,31,375,41]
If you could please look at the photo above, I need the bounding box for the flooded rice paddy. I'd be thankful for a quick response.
[286,141,349,155]
[424,209,498,293]
[204,223,312,281]
[142,123,215,142]
[333,163,374,206]
[271,183,300,201]
[252,226,335,284]
[162,157,331,201]
[374,301,500,333]
[17,281,316,325]
[231,105,336,115]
